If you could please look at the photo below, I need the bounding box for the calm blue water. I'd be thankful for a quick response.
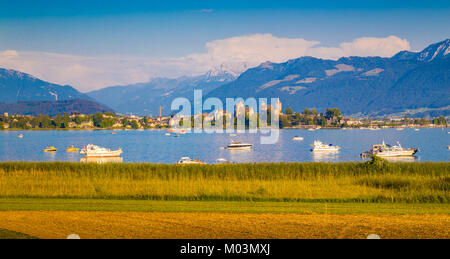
[0,128,448,163]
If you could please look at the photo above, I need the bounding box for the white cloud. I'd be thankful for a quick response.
[0,35,410,92]
[338,36,411,57]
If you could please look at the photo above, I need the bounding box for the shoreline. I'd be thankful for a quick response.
[0,125,448,131]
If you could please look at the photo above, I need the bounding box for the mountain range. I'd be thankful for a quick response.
[88,38,450,117]
[0,39,448,117]
[88,69,236,116]
[206,39,450,117]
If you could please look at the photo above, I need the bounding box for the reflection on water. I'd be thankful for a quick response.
[381,156,419,162]
[312,151,340,162]
[80,157,123,164]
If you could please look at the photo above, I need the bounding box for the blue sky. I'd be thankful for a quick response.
[0,1,448,91]
[1,0,449,55]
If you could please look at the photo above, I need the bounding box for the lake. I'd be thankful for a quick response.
[0,128,448,163]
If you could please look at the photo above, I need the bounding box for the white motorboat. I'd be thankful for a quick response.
[80,144,122,158]
[292,136,304,141]
[361,141,418,158]
[226,141,253,150]
[177,157,206,164]
[17,134,23,139]
[311,140,340,152]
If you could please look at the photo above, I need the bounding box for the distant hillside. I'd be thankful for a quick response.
[0,99,114,116]
[88,70,236,116]
[0,68,91,103]
[206,39,450,117]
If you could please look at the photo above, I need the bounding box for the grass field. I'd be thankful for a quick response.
[0,162,448,239]
[0,162,448,203]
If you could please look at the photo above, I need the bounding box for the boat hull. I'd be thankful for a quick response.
[374,150,418,157]
[226,146,252,150]
[84,150,123,158]
[312,149,340,152]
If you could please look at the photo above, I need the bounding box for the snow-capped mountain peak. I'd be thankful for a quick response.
[206,62,252,78]
[418,38,450,61]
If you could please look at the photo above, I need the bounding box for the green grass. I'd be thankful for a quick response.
[0,198,448,215]
[0,228,37,239]
[0,162,448,203]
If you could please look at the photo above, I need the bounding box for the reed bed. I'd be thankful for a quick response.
[0,162,448,203]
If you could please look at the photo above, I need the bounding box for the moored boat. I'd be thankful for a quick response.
[44,146,58,152]
[226,141,253,150]
[66,145,80,152]
[292,136,304,141]
[311,141,340,152]
[361,141,418,158]
[177,157,206,164]
[81,144,122,157]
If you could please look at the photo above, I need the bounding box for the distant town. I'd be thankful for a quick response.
[0,106,447,130]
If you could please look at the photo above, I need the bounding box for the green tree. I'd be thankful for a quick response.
[285,107,293,115]
[325,108,341,119]
[100,118,115,128]
[130,120,139,129]
[93,113,104,127]
[433,116,447,126]
[280,115,291,128]
[303,108,311,115]
[121,118,129,127]
[37,115,52,128]
[317,117,327,126]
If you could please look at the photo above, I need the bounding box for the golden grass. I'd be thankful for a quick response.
[0,162,448,202]
[0,211,448,239]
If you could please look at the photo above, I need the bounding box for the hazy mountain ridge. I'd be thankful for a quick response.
[88,70,236,116]
[0,99,114,116]
[0,68,92,103]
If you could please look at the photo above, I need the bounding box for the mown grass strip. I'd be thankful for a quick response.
[0,199,448,215]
